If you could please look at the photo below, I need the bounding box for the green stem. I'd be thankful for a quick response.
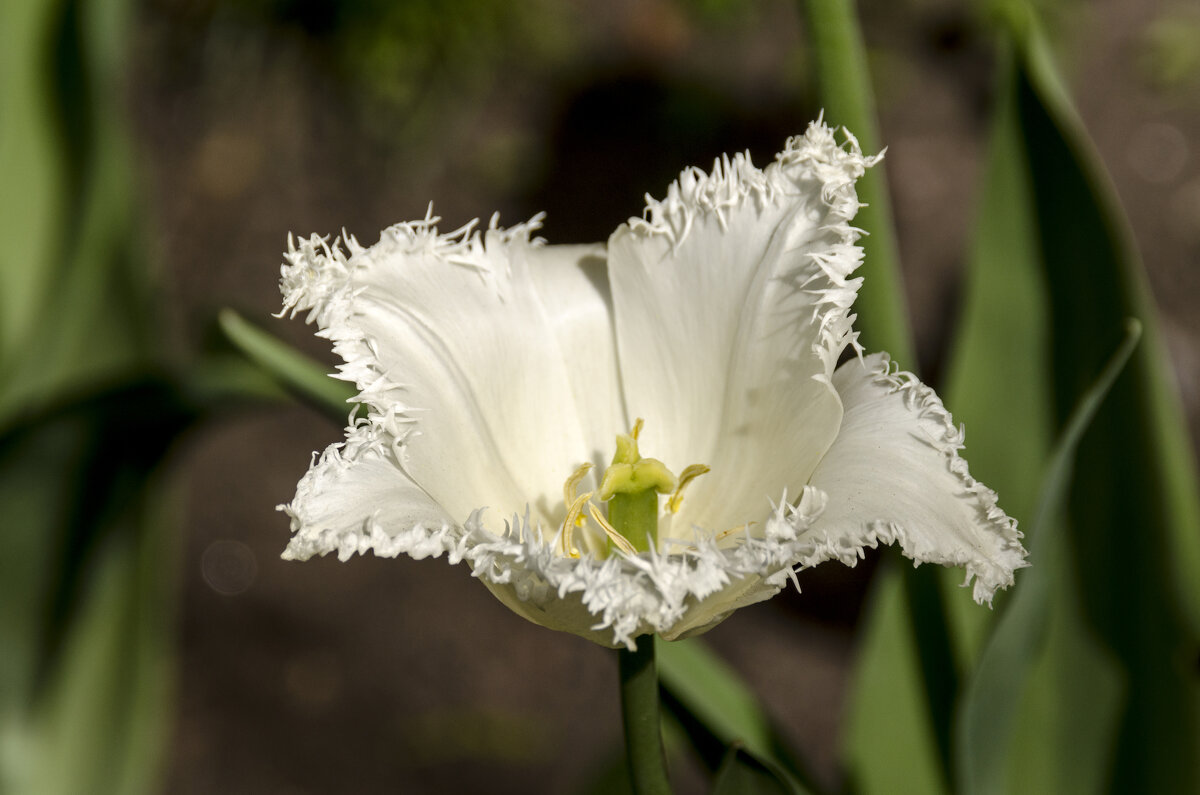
[618,640,672,795]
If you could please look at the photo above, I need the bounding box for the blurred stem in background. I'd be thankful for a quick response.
[797,0,915,368]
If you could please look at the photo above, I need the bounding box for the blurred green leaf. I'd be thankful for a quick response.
[847,52,1056,795]
[0,1,204,793]
[0,376,209,794]
[956,320,1141,795]
[656,637,774,760]
[0,0,62,362]
[21,475,180,795]
[219,308,356,422]
[656,638,817,794]
[712,744,803,795]
[842,569,948,795]
[846,1,1200,791]
[999,6,1200,791]
[939,53,1055,666]
[0,0,151,422]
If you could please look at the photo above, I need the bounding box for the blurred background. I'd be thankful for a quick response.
[2,0,1198,793]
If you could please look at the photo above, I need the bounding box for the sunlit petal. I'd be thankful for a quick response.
[608,124,874,535]
[278,120,1027,648]
[280,214,616,535]
[805,353,1027,603]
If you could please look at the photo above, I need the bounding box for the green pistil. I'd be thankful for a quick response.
[608,490,661,553]
[598,426,678,554]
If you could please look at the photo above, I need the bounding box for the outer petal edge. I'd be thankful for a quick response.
[283,471,830,649]
[624,119,880,380]
[805,353,1028,604]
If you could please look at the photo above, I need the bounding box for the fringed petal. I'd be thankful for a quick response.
[279,213,620,536]
[279,422,458,563]
[278,121,1024,649]
[606,120,876,536]
[804,353,1028,603]
[281,419,834,648]
[464,484,829,648]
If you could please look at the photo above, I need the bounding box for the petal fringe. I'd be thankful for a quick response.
[806,353,1028,604]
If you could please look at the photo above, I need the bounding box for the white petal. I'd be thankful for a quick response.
[465,483,830,648]
[607,121,876,535]
[280,429,831,648]
[280,423,459,563]
[523,242,627,472]
[280,214,618,534]
[805,353,1028,603]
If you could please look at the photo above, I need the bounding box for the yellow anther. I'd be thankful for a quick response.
[562,462,593,524]
[668,463,711,513]
[587,502,638,556]
[629,418,644,441]
[560,490,594,558]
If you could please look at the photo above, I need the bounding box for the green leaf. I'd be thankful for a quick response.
[656,637,816,793]
[0,377,204,794]
[712,744,803,795]
[1001,9,1200,791]
[842,568,949,795]
[848,2,1200,791]
[956,320,1142,795]
[0,2,204,793]
[656,637,773,757]
[939,49,1055,666]
[21,478,180,795]
[0,0,151,422]
[662,638,772,758]
[219,308,356,422]
[0,0,64,361]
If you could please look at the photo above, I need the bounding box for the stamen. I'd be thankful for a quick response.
[587,503,638,556]
[562,462,593,522]
[714,522,756,543]
[560,491,593,558]
[629,418,644,441]
[667,464,711,513]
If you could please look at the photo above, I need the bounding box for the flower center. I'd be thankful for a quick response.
[558,419,709,558]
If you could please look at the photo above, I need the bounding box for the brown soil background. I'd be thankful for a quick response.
[128,0,1200,792]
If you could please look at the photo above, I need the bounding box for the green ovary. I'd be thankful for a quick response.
[598,421,678,554]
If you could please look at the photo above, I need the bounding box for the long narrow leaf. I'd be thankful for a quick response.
[1001,6,1200,790]
[219,308,356,422]
[939,49,1054,666]
[656,637,816,793]
[656,638,774,764]
[956,320,1142,795]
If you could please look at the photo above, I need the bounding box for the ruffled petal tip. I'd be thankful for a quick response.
[806,352,1028,605]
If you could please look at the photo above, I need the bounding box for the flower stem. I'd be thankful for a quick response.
[618,639,672,795]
